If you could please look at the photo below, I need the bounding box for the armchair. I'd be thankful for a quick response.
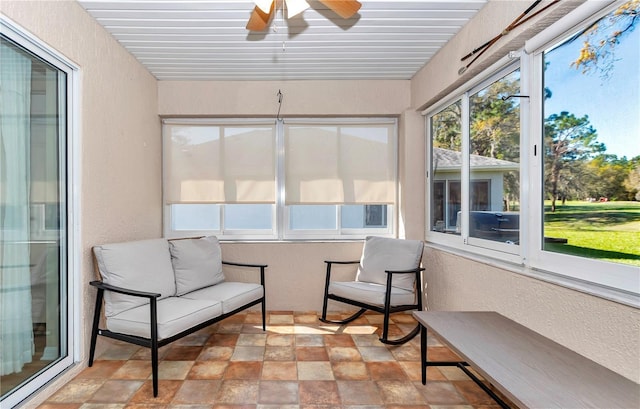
[320,236,425,345]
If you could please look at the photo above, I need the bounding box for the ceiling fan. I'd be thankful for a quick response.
[246,0,362,31]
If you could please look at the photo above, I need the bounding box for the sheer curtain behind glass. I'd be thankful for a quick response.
[0,40,34,375]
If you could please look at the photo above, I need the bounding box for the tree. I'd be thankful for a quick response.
[432,100,462,151]
[585,155,636,201]
[623,156,640,200]
[571,0,640,78]
[469,74,520,161]
[544,112,605,211]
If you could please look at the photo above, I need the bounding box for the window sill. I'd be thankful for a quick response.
[424,241,640,309]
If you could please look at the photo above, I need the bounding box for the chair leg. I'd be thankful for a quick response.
[261,298,266,331]
[150,299,159,397]
[151,343,159,397]
[379,322,420,345]
[88,288,104,367]
[319,308,367,325]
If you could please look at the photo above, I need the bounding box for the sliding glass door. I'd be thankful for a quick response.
[1,21,74,406]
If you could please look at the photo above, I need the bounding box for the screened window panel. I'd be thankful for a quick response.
[165,123,276,204]
[284,122,396,205]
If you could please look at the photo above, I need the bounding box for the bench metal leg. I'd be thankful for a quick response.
[418,323,511,409]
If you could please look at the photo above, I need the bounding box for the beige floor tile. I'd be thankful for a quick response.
[158,361,194,380]
[187,361,228,379]
[296,362,334,380]
[231,346,265,361]
[261,361,297,380]
[331,362,369,381]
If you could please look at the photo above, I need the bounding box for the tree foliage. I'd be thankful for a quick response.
[571,0,640,78]
[431,100,462,151]
[544,112,605,211]
[470,74,520,162]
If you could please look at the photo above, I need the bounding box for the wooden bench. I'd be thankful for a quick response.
[413,311,639,409]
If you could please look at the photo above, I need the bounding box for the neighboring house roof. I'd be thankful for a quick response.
[433,147,519,172]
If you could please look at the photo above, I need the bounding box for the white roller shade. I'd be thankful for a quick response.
[285,121,396,204]
[164,123,275,204]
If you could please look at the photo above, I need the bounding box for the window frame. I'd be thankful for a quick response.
[0,16,80,408]
[163,117,397,241]
[425,59,524,264]
[526,2,640,297]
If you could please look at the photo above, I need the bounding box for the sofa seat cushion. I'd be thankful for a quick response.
[106,297,222,340]
[355,236,424,291]
[328,281,415,307]
[181,282,263,314]
[94,239,177,317]
[169,236,225,296]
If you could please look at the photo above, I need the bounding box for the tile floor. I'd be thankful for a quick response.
[38,311,509,409]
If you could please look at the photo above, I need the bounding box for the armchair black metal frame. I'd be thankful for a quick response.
[320,260,425,345]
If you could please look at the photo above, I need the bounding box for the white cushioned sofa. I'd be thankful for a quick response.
[88,236,266,397]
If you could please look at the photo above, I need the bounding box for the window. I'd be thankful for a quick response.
[163,121,276,238]
[528,1,639,295]
[427,64,522,259]
[163,118,396,240]
[1,18,77,407]
[426,1,639,301]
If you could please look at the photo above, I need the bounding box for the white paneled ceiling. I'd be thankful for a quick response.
[78,0,488,81]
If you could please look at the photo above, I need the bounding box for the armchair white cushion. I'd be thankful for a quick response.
[355,236,424,291]
[328,281,416,307]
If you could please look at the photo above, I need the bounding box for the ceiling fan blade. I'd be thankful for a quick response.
[318,0,361,19]
[254,0,274,14]
[285,0,310,18]
[246,2,274,31]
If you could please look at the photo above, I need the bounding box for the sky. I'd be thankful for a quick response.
[543,13,640,159]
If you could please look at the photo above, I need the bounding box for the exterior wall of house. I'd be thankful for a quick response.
[411,0,640,383]
[2,0,160,405]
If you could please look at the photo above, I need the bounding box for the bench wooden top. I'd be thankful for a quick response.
[413,311,639,409]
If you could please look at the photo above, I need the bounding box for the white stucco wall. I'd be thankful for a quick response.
[2,0,160,405]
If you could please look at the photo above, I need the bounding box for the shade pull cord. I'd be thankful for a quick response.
[276,89,283,123]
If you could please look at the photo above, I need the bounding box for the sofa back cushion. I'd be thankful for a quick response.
[355,236,424,291]
[169,236,225,296]
[93,238,176,317]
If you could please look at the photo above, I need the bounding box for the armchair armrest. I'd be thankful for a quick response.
[384,267,426,275]
[222,261,268,269]
[89,280,161,300]
[324,260,360,265]
[221,261,268,286]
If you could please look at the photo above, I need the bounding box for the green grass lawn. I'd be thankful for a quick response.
[544,201,640,266]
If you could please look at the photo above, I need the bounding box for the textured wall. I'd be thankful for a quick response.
[221,241,364,312]
[2,0,160,405]
[159,79,410,116]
